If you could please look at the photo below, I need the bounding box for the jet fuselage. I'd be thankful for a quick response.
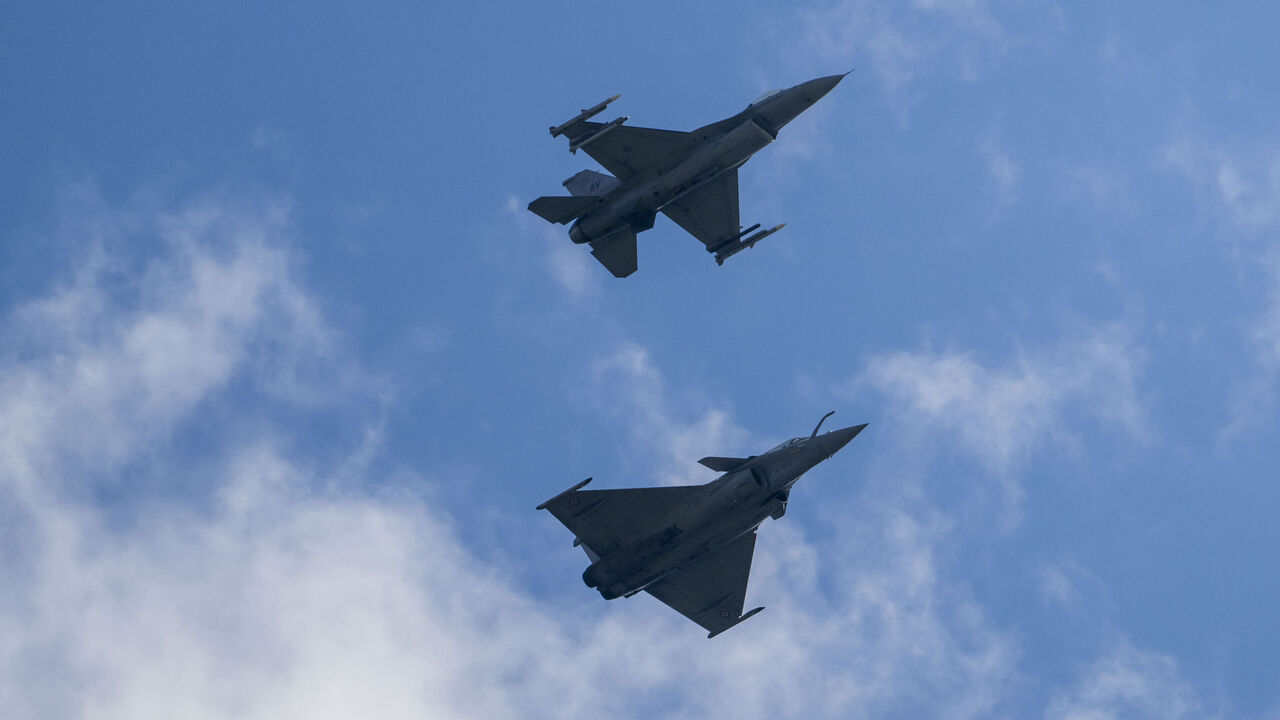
[584,423,864,600]
[568,117,774,245]
[565,74,845,247]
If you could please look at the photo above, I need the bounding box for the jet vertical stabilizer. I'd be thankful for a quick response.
[563,169,620,197]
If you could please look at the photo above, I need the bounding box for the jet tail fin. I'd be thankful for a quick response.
[528,195,599,224]
[563,169,620,197]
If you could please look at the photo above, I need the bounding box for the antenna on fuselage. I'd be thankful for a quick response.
[810,411,835,438]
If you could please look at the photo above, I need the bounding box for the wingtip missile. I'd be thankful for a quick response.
[712,223,786,265]
[549,94,621,137]
[707,606,766,638]
[568,116,628,154]
[536,477,592,510]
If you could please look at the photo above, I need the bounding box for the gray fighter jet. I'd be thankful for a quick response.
[528,73,848,277]
[537,412,866,638]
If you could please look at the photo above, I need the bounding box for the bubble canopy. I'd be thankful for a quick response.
[766,437,805,453]
[749,88,783,106]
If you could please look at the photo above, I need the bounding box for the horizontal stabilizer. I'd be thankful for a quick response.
[590,230,638,278]
[698,456,750,473]
[528,195,599,225]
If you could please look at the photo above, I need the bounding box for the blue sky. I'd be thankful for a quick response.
[3,1,1279,717]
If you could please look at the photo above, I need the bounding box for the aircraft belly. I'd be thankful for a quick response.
[656,125,770,210]
[575,200,641,241]
[593,499,771,600]
[600,522,734,599]
[579,119,770,242]
[708,121,773,170]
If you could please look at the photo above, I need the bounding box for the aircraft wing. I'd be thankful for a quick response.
[561,122,699,180]
[660,170,741,248]
[538,484,706,556]
[645,531,759,638]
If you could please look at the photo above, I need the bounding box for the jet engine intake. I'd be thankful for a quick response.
[768,489,789,520]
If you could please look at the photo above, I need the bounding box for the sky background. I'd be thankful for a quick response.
[3,1,1279,718]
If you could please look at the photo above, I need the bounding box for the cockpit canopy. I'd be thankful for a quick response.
[749,88,783,107]
[766,436,806,453]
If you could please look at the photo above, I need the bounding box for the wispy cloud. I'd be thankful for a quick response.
[981,130,1021,207]
[2,189,1018,719]
[794,0,1062,122]
[591,342,754,486]
[251,123,290,157]
[1165,137,1280,429]
[1057,165,1131,214]
[504,195,599,300]
[850,323,1148,524]
[1046,641,1214,720]
[1,191,352,503]
[1036,557,1114,618]
[1164,139,1280,235]
[1255,251,1280,368]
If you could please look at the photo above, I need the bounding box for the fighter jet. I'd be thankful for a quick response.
[537,412,866,638]
[528,73,848,277]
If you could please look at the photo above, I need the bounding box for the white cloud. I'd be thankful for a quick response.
[1,192,346,503]
[796,0,1062,122]
[1165,138,1280,427]
[591,342,755,486]
[1035,557,1113,617]
[861,325,1147,472]
[1045,642,1212,720]
[251,123,289,156]
[5,460,1018,719]
[1164,139,1280,235]
[1,189,1019,719]
[981,132,1021,206]
[504,195,598,299]
[1222,250,1280,436]
[1255,251,1280,367]
[1057,165,1131,214]
[852,325,1147,525]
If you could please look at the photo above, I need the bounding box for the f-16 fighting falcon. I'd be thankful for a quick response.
[537,413,866,638]
[528,73,848,277]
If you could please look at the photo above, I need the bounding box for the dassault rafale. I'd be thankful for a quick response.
[528,73,847,277]
[537,413,865,638]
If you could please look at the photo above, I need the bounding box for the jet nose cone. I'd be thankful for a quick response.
[822,423,867,456]
[800,73,847,102]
